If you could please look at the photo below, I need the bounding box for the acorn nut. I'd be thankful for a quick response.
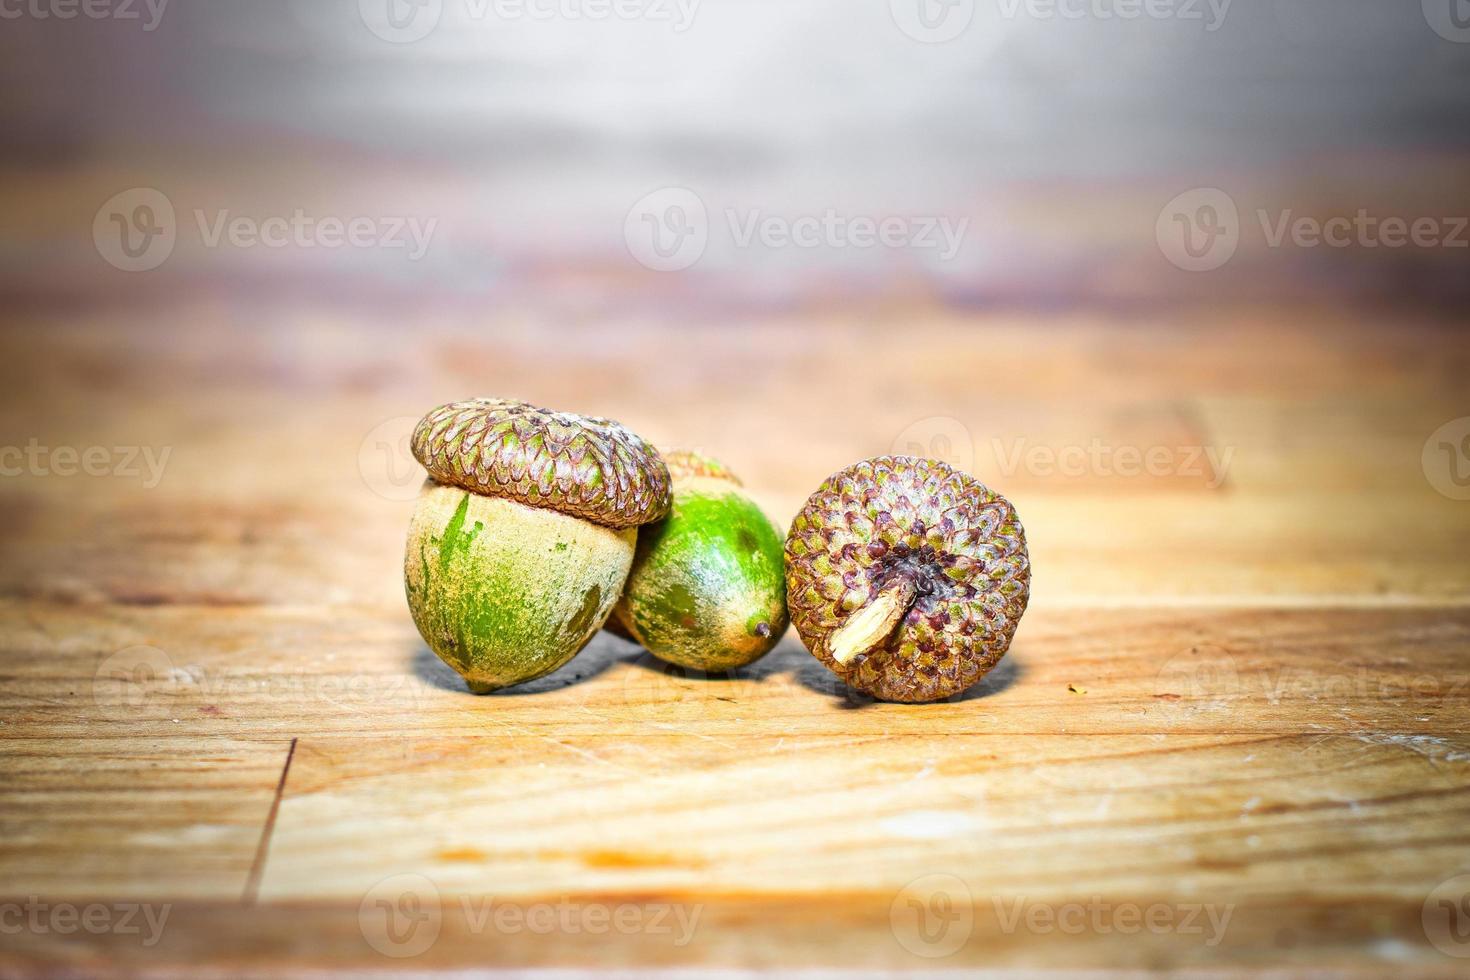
[404,397,671,693]
[784,455,1030,703]
[613,450,788,672]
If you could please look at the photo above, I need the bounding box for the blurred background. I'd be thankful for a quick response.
[3,0,1469,606]
[4,0,1470,307]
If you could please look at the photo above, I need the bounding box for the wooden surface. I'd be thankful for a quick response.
[2,299,1469,976]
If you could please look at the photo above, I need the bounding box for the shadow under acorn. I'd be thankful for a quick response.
[409,630,630,696]
[784,635,1024,708]
[411,625,1025,705]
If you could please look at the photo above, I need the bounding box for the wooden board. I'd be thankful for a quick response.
[2,298,1469,976]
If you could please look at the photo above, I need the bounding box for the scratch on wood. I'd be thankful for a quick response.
[242,737,297,905]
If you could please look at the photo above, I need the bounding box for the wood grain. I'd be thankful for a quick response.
[1,295,1468,975]
[3,602,1469,739]
[0,739,291,899]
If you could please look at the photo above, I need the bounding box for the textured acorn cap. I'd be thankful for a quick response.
[785,455,1030,703]
[411,398,672,529]
[660,448,743,486]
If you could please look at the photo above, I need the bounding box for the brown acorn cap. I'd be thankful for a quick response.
[659,448,743,486]
[784,455,1030,703]
[411,398,672,529]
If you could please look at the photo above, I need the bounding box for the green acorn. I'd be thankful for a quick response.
[404,398,671,693]
[613,450,788,672]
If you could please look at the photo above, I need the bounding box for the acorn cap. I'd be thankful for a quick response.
[411,398,672,529]
[785,455,1030,703]
[659,448,743,486]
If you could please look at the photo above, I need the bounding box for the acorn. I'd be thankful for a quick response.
[613,450,788,671]
[784,455,1030,703]
[404,398,671,693]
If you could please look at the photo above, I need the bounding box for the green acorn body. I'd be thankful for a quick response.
[403,398,670,693]
[614,451,788,672]
[405,481,635,692]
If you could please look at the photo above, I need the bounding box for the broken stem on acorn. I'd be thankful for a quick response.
[828,579,917,665]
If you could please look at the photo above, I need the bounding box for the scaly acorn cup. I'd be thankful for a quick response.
[613,450,788,672]
[404,398,671,693]
[784,455,1030,703]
